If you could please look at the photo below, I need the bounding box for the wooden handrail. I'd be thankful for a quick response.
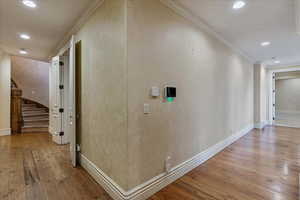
[11,79,18,88]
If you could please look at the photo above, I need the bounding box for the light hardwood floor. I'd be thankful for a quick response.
[0,126,299,200]
[0,133,111,200]
[150,126,300,200]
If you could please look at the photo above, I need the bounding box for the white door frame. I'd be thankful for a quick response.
[68,35,76,167]
[267,66,300,126]
[50,35,77,166]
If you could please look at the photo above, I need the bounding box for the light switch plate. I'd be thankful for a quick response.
[151,87,160,97]
[144,103,150,114]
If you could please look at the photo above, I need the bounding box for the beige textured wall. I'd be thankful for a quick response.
[254,64,267,124]
[75,0,128,189]
[260,66,267,122]
[276,78,300,112]
[127,0,253,189]
[0,52,11,131]
[11,56,50,107]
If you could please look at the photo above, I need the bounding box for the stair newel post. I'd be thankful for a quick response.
[11,88,23,134]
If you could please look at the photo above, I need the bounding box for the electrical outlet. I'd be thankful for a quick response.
[165,156,172,173]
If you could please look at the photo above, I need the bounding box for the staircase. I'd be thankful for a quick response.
[22,101,49,133]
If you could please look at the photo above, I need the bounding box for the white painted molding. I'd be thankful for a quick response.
[274,123,300,129]
[0,128,11,136]
[277,110,300,115]
[159,0,255,63]
[254,121,268,129]
[79,124,254,200]
[50,0,105,59]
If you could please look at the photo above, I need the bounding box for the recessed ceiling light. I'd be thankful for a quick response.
[233,1,246,10]
[22,0,37,8]
[19,49,28,55]
[20,34,30,40]
[261,41,271,46]
[274,60,281,64]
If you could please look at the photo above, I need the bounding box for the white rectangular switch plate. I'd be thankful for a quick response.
[144,103,150,114]
[151,87,160,97]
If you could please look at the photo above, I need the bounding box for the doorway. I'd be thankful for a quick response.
[273,71,300,128]
[49,36,77,166]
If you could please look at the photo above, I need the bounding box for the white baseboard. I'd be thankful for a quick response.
[254,120,268,129]
[0,128,11,136]
[274,123,300,128]
[79,124,254,200]
[277,110,300,115]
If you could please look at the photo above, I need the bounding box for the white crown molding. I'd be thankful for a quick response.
[0,128,11,136]
[50,0,105,59]
[79,124,254,200]
[160,0,255,63]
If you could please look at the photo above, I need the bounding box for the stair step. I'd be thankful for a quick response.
[24,121,49,126]
[23,124,49,128]
[23,113,49,117]
[22,107,47,111]
[24,118,49,122]
[22,127,49,133]
[23,111,48,115]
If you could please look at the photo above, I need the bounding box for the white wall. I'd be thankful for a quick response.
[254,64,268,127]
[11,56,50,107]
[276,78,300,113]
[0,52,11,135]
[127,0,254,189]
[67,0,254,194]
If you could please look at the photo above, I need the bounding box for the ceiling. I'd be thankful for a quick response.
[0,0,94,61]
[174,0,300,67]
[1,0,299,66]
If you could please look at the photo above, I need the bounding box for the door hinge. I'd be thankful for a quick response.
[59,85,64,89]
[59,61,64,66]
[59,131,64,136]
[273,117,275,120]
[76,144,81,152]
[273,90,275,93]
[59,108,64,113]
[273,104,275,106]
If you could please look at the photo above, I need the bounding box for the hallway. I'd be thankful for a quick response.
[1,126,299,200]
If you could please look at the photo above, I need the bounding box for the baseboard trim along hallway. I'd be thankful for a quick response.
[79,124,254,200]
[0,128,11,136]
[254,121,269,129]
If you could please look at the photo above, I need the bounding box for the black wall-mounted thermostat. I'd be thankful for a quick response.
[164,86,176,102]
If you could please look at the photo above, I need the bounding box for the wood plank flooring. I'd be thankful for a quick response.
[0,126,299,200]
[0,133,111,200]
[150,126,300,200]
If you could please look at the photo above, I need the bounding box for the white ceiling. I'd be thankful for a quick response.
[174,0,300,67]
[0,0,94,61]
[1,0,299,66]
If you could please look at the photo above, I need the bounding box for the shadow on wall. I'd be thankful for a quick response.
[11,56,50,107]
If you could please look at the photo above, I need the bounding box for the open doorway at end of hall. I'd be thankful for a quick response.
[274,71,300,128]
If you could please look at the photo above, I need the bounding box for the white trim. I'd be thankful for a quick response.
[277,110,300,115]
[0,128,11,136]
[254,121,268,129]
[79,124,254,200]
[50,0,105,58]
[274,123,300,129]
[159,0,255,63]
